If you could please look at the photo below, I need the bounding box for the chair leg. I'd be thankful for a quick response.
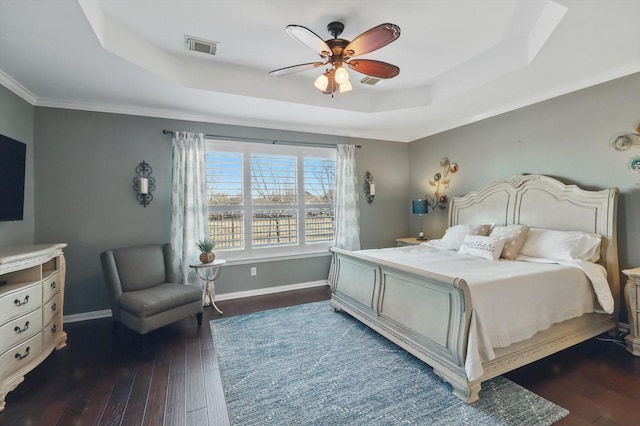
[197,312,203,327]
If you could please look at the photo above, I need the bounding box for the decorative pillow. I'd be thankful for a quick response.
[489,225,529,260]
[519,227,602,262]
[439,224,491,250]
[458,235,506,261]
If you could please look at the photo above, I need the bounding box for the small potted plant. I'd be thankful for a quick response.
[195,238,216,263]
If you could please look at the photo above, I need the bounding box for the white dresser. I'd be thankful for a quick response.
[0,244,67,412]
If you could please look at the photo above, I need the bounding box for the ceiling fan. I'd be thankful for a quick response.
[269,21,401,95]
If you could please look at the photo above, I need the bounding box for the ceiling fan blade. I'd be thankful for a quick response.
[347,59,400,79]
[343,23,400,58]
[285,25,332,57]
[269,62,326,77]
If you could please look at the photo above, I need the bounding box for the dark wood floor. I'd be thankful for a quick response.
[1,286,639,425]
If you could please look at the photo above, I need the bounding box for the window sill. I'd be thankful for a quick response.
[219,250,332,266]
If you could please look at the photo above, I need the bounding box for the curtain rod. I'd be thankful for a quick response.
[162,130,361,149]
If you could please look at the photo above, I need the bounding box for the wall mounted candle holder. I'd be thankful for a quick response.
[133,161,155,207]
[363,171,375,204]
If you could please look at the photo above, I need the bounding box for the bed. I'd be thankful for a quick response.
[329,174,619,403]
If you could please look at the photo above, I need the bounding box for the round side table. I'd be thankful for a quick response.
[189,259,226,315]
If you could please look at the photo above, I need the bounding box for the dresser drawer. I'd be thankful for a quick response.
[43,292,63,327]
[0,283,42,325]
[0,309,42,354]
[0,332,43,380]
[43,313,63,349]
[42,271,61,302]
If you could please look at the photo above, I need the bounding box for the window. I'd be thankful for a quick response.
[205,140,336,259]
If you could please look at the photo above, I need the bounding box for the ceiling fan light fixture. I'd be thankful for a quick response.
[270,21,400,95]
[334,65,349,84]
[339,80,352,93]
[323,73,339,94]
[314,73,329,91]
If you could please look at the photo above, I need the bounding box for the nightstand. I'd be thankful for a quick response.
[395,237,428,247]
[624,268,640,356]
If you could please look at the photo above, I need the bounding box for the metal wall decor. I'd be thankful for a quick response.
[611,124,640,151]
[610,123,640,175]
[133,161,155,207]
[363,171,375,204]
[426,157,459,210]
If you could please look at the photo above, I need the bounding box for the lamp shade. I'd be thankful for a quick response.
[339,80,352,93]
[334,66,349,84]
[314,73,329,91]
[412,199,428,215]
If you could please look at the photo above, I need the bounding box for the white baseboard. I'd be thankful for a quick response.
[62,280,329,323]
[214,280,328,301]
[64,309,112,323]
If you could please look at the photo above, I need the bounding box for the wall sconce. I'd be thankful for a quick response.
[426,157,459,210]
[133,161,155,207]
[412,199,428,240]
[363,171,375,204]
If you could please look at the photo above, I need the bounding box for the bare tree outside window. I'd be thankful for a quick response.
[304,157,335,242]
[251,154,297,246]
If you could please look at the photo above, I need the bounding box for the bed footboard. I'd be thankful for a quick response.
[329,247,479,402]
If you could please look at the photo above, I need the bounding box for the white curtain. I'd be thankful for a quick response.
[329,144,361,287]
[170,131,208,284]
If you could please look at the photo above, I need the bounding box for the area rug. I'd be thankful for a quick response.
[210,301,569,425]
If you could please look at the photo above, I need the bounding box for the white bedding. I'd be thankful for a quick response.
[354,243,614,380]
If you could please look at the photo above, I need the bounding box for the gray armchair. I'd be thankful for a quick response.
[100,243,203,335]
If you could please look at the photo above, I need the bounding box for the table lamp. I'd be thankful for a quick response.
[412,199,428,240]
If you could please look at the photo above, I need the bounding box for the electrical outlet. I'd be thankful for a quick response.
[250,267,257,276]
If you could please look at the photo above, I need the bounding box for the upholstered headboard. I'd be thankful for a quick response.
[448,174,620,311]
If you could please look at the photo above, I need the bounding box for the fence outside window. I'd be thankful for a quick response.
[205,140,336,258]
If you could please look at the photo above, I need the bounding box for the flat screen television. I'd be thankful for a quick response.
[0,133,26,221]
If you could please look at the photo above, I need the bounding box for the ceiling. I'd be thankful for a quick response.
[1,0,639,143]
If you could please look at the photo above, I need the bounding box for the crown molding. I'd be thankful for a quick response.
[0,70,37,104]
[4,60,640,144]
[31,97,388,142]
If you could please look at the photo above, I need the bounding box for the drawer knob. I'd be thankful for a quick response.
[51,303,57,312]
[14,321,30,334]
[14,295,29,306]
[14,346,30,360]
[51,281,56,289]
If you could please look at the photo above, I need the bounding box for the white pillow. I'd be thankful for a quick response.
[489,225,529,260]
[519,227,602,262]
[458,235,506,261]
[439,224,491,250]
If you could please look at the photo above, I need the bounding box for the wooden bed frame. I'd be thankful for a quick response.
[329,174,619,403]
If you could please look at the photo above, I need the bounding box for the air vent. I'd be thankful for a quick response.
[185,36,218,56]
[360,76,383,86]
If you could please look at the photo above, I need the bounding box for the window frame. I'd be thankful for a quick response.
[205,139,336,261]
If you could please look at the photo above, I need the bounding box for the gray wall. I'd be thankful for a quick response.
[17,72,639,319]
[32,108,409,315]
[0,85,35,246]
[409,72,640,322]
